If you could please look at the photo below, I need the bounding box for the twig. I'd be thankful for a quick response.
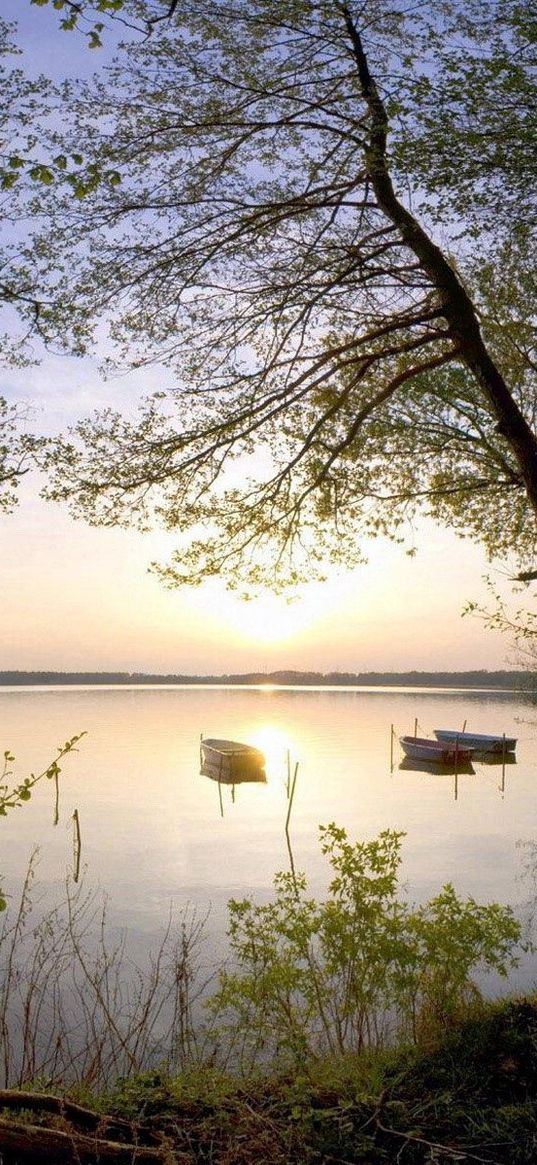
[376,1117,504,1164]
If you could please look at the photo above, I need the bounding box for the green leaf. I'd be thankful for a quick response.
[29,164,54,186]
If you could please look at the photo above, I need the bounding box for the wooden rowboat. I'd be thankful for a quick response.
[200,738,266,784]
[434,730,517,754]
[399,735,474,763]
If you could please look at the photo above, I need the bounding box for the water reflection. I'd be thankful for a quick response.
[72,808,82,882]
[200,748,267,819]
[200,760,267,787]
[398,757,475,777]
[476,752,517,767]
[3,684,537,955]
[398,747,518,803]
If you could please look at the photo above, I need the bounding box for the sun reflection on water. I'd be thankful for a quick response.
[247,724,296,790]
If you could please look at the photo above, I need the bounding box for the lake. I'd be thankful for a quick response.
[2,683,537,983]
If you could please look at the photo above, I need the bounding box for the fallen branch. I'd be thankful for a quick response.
[376,1116,504,1164]
[0,1088,155,1141]
[0,1116,169,1164]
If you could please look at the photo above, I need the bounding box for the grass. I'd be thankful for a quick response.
[72,997,536,1163]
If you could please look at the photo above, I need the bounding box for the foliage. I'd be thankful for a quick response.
[29,0,126,51]
[464,574,537,668]
[73,999,537,1164]
[0,732,85,818]
[0,733,85,911]
[394,0,537,239]
[29,0,176,45]
[0,18,56,373]
[6,0,534,590]
[209,824,523,1070]
[0,398,45,514]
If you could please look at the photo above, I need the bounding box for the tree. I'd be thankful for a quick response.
[464,574,537,670]
[29,0,177,44]
[0,18,53,502]
[13,0,537,588]
[0,398,44,512]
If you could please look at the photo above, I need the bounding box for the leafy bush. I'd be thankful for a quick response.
[210,825,523,1069]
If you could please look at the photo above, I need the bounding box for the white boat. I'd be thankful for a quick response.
[434,730,516,754]
[399,735,474,763]
[200,738,266,783]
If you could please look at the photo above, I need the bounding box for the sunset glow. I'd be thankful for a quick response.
[213,591,330,645]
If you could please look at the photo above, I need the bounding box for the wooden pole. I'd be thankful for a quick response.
[390,724,394,770]
[285,762,299,835]
[285,761,299,895]
[414,717,418,739]
[72,809,81,883]
[53,771,59,827]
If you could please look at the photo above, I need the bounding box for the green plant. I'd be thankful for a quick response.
[0,734,86,912]
[210,825,523,1070]
[0,734,86,818]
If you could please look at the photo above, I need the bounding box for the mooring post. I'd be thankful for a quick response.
[285,762,299,835]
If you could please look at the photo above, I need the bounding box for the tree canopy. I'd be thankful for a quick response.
[10,0,537,588]
[0,18,50,502]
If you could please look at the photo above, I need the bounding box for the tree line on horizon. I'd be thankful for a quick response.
[0,668,535,688]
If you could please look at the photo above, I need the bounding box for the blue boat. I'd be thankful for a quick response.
[434,730,516,754]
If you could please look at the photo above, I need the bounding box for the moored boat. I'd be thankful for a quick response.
[399,735,474,763]
[200,738,266,783]
[434,730,516,754]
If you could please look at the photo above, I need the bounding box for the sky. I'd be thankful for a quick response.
[0,1,520,675]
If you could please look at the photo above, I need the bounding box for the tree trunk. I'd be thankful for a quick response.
[342,6,537,517]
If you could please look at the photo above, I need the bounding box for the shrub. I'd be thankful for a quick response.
[210,825,523,1070]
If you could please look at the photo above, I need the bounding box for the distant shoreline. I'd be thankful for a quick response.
[0,669,535,691]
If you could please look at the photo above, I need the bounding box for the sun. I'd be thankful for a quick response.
[212,589,329,645]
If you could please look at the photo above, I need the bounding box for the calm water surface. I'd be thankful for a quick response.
[2,684,537,978]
